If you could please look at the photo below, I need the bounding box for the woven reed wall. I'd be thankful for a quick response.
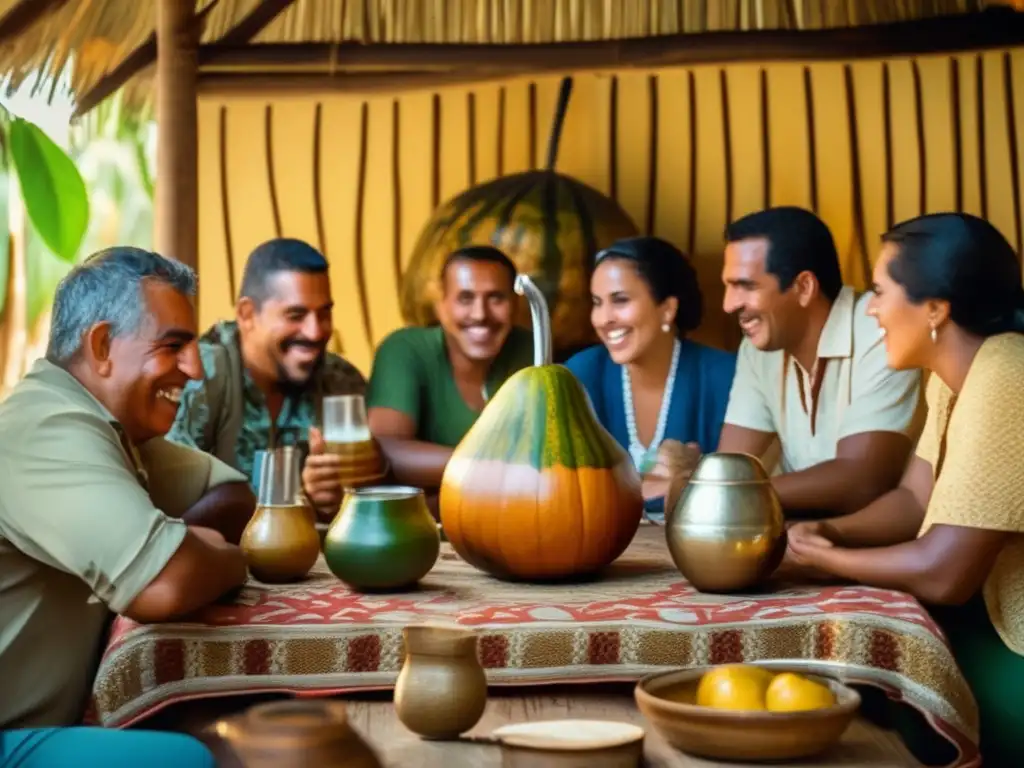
[196,49,1024,375]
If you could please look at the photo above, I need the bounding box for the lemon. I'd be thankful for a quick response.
[695,665,775,711]
[765,672,837,712]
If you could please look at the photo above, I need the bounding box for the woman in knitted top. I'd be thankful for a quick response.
[786,212,1024,766]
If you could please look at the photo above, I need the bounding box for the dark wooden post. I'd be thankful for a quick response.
[155,0,199,272]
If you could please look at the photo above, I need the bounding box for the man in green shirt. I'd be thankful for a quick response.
[302,246,533,515]
[167,238,365,489]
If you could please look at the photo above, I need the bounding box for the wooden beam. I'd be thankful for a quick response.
[196,7,1024,74]
[0,0,70,45]
[196,69,534,96]
[71,0,219,119]
[71,0,299,118]
[154,0,199,270]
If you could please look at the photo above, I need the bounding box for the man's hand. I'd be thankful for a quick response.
[302,427,344,520]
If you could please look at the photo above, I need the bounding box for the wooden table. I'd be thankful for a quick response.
[155,685,922,767]
[96,526,971,764]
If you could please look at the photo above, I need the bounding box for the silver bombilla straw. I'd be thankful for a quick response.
[514,274,553,367]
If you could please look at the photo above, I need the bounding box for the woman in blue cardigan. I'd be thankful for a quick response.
[564,236,737,521]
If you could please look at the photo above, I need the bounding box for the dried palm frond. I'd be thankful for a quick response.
[0,0,1004,113]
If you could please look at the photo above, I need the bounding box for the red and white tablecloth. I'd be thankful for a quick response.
[88,526,979,766]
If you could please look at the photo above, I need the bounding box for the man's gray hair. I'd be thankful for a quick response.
[46,246,197,366]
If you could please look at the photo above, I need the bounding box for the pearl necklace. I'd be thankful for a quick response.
[623,338,681,471]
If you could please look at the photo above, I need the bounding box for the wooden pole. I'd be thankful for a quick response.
[155,0,199,271]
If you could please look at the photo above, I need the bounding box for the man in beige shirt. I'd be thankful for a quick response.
[0,247,252,765]
[718,207,922,518]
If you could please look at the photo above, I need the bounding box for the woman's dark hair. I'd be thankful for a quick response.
[593,236,703,334]
[882,212,1024,338]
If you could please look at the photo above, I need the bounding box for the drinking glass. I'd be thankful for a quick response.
[322,395,385,489]
[257,446,303,506]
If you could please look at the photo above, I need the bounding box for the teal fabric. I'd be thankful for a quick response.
[859,593,1024,767]
[932,594,1024,767]
[0,728,215,767]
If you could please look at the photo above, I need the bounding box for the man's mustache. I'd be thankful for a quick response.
[281,338,325,352]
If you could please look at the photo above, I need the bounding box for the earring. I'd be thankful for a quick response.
[661,323,671,333]
[930,325,938,343]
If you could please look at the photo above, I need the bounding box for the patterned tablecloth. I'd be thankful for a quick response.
[89,526,979,766]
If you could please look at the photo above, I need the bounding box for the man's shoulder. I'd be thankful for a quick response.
[373,326,444,368]
[734,336,784,377]
[0,381,121,473]
[194,322,239,379]
[321,351,368,394]
[0,370,106,439]
[380,325,442,349]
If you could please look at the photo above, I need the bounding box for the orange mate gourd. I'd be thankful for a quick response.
[439,274,644,581]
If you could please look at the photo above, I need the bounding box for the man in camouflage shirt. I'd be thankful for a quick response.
[167,238,365,486]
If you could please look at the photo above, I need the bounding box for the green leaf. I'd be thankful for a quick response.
[8,117,89,263]
[0,162,9,317]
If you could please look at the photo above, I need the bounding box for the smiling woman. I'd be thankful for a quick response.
[786,212,1024,765]
[563,236,737,521]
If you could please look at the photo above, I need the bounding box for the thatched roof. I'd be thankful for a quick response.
[0,0,1018,113]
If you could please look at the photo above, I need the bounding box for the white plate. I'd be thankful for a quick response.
[492,719,645,751]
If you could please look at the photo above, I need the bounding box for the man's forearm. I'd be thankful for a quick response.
[772,459,897,518]
[181,483,256,544]
[376,437,453,489]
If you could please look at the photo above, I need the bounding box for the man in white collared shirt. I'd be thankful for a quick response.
[717,207,923,518]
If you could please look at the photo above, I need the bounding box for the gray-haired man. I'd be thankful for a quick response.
[0,247,251,744]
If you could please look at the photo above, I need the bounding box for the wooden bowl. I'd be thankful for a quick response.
[634,665,860,761]
[492,719,644,767]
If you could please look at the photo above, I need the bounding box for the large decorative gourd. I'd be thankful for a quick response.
[439,275,643,581]
[399,76,639,357]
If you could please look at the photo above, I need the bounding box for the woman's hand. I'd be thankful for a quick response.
[777,521,841,581]
[301,427,344,521]
[787,521,837,552]
[643,440,702,507]
[786,522,841,569]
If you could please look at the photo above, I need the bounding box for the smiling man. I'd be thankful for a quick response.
[167,238,365,486]
[0,248,249,764]
[301,246,532,516]
[717,207,923,518]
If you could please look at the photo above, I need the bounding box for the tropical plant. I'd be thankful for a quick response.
[0,103,90,314]
[0,91,155,394]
